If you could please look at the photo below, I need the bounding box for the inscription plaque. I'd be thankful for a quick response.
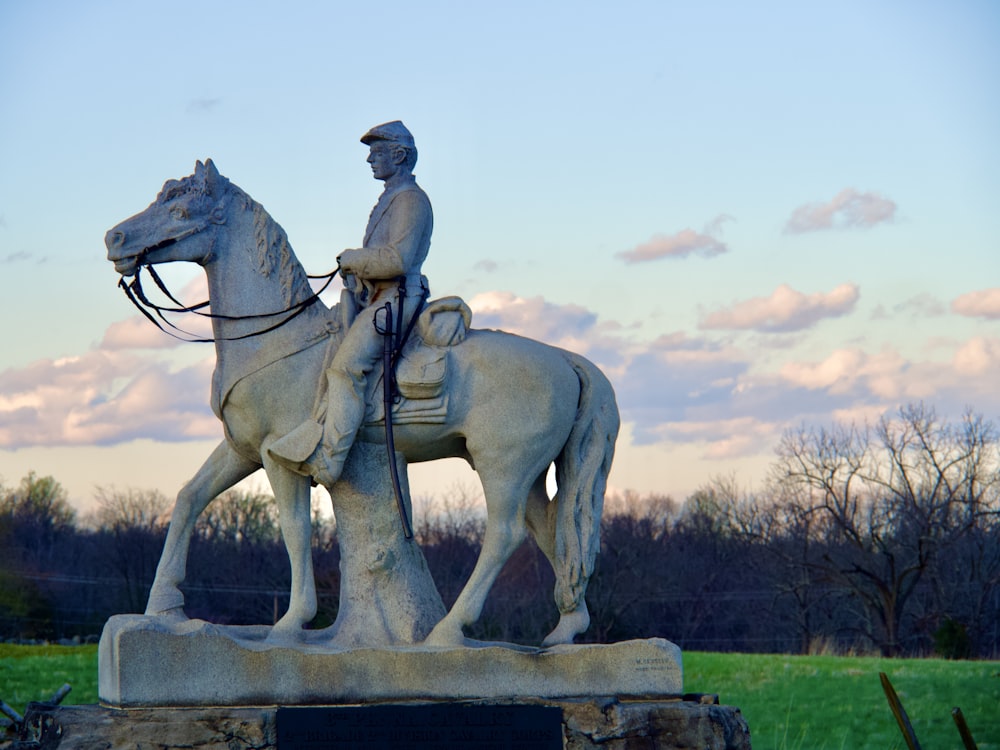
[277,704,562,749]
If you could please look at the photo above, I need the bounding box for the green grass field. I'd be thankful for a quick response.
[685,651,1000,749]
[2,645,997,748]
[0,643,100,711]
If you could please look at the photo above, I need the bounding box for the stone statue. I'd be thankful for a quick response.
[104,154,620,649]
[269,121,433,490]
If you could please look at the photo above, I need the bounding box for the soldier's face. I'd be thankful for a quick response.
[367,143,401,181]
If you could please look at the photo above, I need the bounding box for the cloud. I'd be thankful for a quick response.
[101,274,214,348]
[775,337,1000,407]
[613,333,749,442]
[894,293,945,318]
[699,283,859,332]
[953,336,1000,376]
[473,259,498,273]
[617,214,732,264]
[186,97,223,114]
[651,416,781,459]
[614,332,1000,470]
[0,273,225,450]
[100,316,186,350]
[483,300,996,473]
[0,350,217,449]
[468,291,602,354]
[2,251,48,265]
[952,288,1000,319]
[785,188,896,233]
[779,348,909,397]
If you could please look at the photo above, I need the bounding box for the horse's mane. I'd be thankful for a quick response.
[161,170,314,308]
[238,189,313,307]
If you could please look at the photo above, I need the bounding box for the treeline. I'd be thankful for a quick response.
[1,403,998,657]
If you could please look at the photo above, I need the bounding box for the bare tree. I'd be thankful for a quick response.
[772,403,1000,655]
[89,486,171,532]
[194,489,280,545]
[88,488,171,613]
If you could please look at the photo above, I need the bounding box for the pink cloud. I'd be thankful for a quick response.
[953,336,1000,376]
[785,188,896,233]
[656,416,780,459]
[0,348,217,449]
[952,288,1000,319]
[617,215,732,264]
[101,317,185,350]
[779,348,909,397]
[699,283,859,332]
[468,291,602,353]
[102,274,214,348]
[776,337,1000,403]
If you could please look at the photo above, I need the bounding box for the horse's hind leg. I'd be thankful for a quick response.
[525,473,591,647]
[147,440,259,617]
[423,469,531,647]
[524,471,555,559]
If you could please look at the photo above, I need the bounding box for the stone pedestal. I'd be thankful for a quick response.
[16,698,752,749]
[99,615,683,707]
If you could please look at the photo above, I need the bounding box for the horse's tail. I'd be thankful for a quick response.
[552,352,620,614]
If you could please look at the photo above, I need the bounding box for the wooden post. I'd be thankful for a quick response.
[952,707,978,750]
[879,672,922,750]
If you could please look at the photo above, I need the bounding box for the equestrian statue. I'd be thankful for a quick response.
[104,128,619,649]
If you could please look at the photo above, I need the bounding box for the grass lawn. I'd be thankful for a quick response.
[2,644,998,749]
[0,644,99,709]
[685,651,1000,749]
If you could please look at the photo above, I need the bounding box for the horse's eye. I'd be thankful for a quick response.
[170,207,189,221]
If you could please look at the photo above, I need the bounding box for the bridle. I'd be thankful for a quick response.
[118,253,340,343]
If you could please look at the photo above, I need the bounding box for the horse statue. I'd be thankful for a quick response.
[105,159,619,647]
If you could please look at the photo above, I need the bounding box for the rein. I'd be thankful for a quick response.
[118,261,340,343]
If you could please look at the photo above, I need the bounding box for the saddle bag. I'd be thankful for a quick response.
[395,296,472,400]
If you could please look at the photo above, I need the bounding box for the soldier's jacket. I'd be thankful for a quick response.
[338,178,432,306]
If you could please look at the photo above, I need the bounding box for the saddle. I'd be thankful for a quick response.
[361,295,471,426]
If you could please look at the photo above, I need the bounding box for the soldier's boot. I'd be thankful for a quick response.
[268,370,365,488]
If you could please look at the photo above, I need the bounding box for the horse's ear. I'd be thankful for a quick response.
[194,160,205,176]
[203,159,223,195]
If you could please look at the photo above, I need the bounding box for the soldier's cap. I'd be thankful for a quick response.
[360,121,415,149]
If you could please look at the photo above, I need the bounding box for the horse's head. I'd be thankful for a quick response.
[106,159,231,276]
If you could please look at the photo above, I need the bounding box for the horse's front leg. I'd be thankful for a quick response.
[146,440,259,617]
[262,454,318,642]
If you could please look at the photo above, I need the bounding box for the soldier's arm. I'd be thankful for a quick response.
[339,191,431,279]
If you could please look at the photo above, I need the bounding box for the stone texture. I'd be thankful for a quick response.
[100,615,682,707]
[15,699,751,749]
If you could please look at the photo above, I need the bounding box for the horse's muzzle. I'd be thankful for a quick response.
[106,226,140,275]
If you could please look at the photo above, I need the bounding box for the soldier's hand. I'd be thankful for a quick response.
[338,248,362,275]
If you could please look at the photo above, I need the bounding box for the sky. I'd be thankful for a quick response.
[1,0,998,514]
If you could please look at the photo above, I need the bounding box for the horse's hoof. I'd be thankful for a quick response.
[146,587,186,617]
[422,620,466,648]
[144,606,188,624]
[267,616,308,645]
[541,607,590,647]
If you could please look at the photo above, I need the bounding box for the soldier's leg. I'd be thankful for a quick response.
[268,305,383,487]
